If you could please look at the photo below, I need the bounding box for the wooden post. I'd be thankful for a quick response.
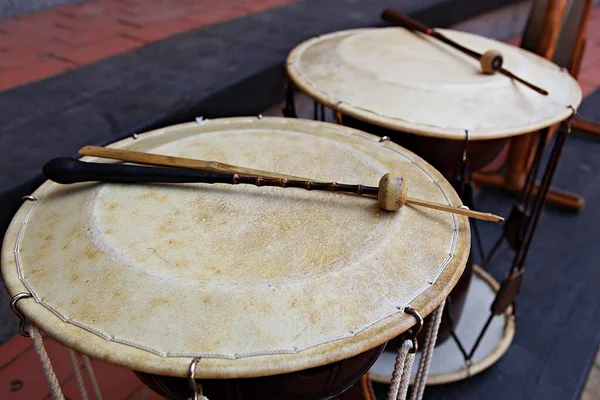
[475,0,589,211]
[505,0,567,191]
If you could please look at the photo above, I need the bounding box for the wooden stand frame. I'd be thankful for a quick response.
[474,0,592,211]
[568,0,600,137]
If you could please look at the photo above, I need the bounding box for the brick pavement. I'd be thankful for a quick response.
[0,0,298,91]
[578,6,600,96]
[1,1,600,94]
[0,333,159,400]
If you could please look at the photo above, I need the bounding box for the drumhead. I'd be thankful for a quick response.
[2,117,469,379]
[287,28,582,140]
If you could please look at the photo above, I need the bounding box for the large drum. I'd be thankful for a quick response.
[286,27,580,177]
[2,117,470,399]
[286,27,581,383]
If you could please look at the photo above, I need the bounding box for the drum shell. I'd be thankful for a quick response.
[135,343,385,400]
[341,115,508,178]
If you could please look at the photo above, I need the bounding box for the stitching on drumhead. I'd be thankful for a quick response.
[288,34,580,138]
[11,121,461,360]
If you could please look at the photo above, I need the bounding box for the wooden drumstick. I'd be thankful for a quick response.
[78,145,309,181]
[44,157,504,222]
[381,9,549,96]
[377,174,503,222]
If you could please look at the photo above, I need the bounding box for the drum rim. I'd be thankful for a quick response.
[286,28,582,141]
[368,265,516,385]
[1,117,470,379]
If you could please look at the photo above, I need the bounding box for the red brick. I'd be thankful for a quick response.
[117,0,144,5]
[0,338,76,399]
[53,35,144,65]
[578,48,600,71]
[0,34,70,50]
[0,49,39,69]
[0,0,302,90]
[0,57,72,91]
[0,335,32,371]
[55,2,115,18]
[57,4,139,21]
[0,39,71,67]
[234,0,297,13]
[121,18,201,43]
[51,16,127,34]
[0,11,71,34]
[61,358,142,400]
[53,26,124,47]
[184,4,253,26]
[579,40,600,70]
[578,74,600,98]
[0,26,77,49]
[117,7,194,27]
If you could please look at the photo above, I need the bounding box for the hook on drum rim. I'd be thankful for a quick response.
[10,293,33,337]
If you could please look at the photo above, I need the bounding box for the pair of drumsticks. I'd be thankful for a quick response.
[42,145,504,223]
[381,9,548,96]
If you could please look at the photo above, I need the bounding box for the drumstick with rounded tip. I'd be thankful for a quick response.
[381,9,548,96]
[378,174,503,222]
[78,145,309,181]
[44,157,504,223]
[79,146,502,221]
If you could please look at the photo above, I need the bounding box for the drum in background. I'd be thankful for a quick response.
[286,27,580,178]
[285,27,581,384]
[2,117,470,399]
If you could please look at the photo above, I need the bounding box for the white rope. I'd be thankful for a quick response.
[410,301,445,400]
[69,349,89,400]
[82,355,103,400]
[27,326,66,400]
[398,347,415,400]
[387,339,415,400]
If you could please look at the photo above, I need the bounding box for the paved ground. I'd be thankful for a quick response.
[2,2,600,95]
[0,0,299,91]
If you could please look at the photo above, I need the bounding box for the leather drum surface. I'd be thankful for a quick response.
[1,117,469,380]
[287,28,582,140]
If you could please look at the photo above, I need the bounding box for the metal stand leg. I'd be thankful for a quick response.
[483,128,549,267]
[511,115,573,273]
[282,79,297,118]
[448,110,574,365]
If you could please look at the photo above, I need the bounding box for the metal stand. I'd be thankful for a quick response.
[282,79,297,118]
[289,83,576,373]
[447,110,574,366]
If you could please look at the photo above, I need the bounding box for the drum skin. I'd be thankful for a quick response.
[342,116,508,178]
[1,118,470,400]
[286,28,581,141]
[340,113,480,348]
[135,344,385,400]
[386,253,472,350]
